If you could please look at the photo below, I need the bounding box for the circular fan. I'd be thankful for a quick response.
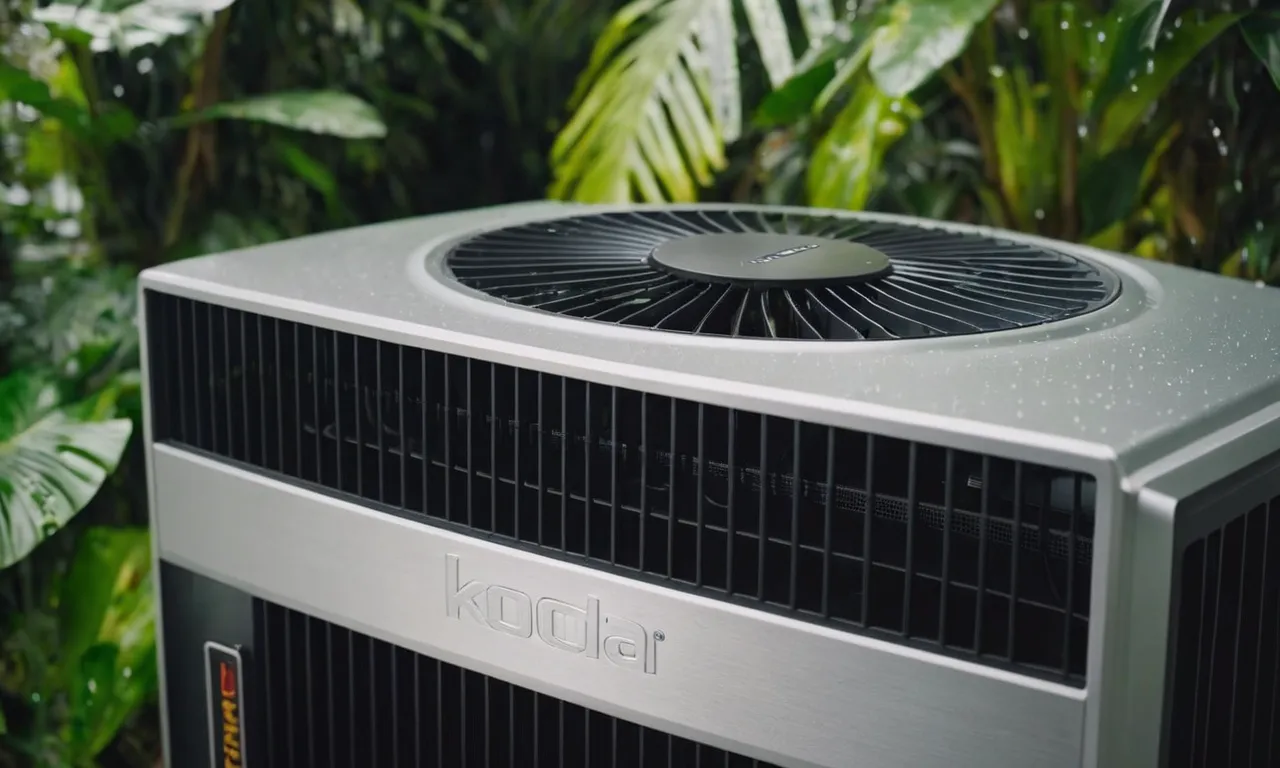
[443,209,1121,341]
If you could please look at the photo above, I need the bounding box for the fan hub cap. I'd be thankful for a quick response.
[648,233,893,287]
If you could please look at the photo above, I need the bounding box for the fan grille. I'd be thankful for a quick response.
[443,209,1121,341]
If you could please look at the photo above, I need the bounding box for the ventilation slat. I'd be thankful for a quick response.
[146,291,1097,684]
[255,599,770,766]
[1167,496,1280,767]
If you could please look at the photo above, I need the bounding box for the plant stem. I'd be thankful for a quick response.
[1059,66,1080,241]
[942,61,1017,229]
[163,9,233,249]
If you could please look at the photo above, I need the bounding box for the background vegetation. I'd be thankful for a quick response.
[1,0,1277,764]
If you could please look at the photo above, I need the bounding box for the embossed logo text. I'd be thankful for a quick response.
[745,242,821,264]
[444,554,657,674]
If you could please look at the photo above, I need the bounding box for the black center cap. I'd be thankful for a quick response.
[648,232,893,287]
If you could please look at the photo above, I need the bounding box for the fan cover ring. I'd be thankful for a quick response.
[442,208,1121,341]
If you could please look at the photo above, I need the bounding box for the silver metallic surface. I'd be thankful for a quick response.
[154,445,1087,768]
[137,202,1280,767]
[138,202,1280,475]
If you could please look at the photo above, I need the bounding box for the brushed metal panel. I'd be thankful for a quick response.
[153,445,1086,768]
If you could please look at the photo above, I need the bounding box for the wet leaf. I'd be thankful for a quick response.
[182,91,387,139]
[754,47,844,127]
[1116,0,1174,49]
[1091,2,1165,120]
[1079,148,1146,236]
[867,0,1002,98]
[61,527,157,761]
[808,82,918,209]
[59,527,152,673]
[1243,13,1280,93]
[1096,12,1240,154]
[0,372,133,569]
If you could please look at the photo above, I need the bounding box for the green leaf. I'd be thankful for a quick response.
[274,141,343,216]
[743,0,798,88]
[32,0,237,53]
[1090,2,1164,120]
[867,0,1002,98]
[0,61,93,135]
[807,82,918,209]
[697,0,742,141]
[549,0,728,202]
[1243,13,1280,92]
[397,3,489,62]
[1078,148,1146,237]
[179,91,387,139]
[5,266,139,382]
[61,527,157,761]
[1096,12,1241,154]
[1114,0,1174,49]
[753,34,869,127]
[59,526,152,674]
[0,372,133,570]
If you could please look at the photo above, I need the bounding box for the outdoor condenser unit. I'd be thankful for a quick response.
[139,203,1280,768]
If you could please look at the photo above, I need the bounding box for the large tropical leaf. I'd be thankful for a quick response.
[550,0,838,202]
[59,527,157,762]
[1095,11,1241,154]
[549,0,729,202]
[867,0,1002,98]
[807,81,918,209]
[1243,13,1280,92]
[32,0,237,53]
[178,91,387,139]
[0,372,133,570]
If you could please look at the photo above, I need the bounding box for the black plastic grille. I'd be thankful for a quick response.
[254,599,773,767]
[146,291,1096,683]
[1166,494,1280,767]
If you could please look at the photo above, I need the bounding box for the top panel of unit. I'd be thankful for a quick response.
[139,202,1280,469]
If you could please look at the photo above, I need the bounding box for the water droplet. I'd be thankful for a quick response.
[989,65,1006,78]
[1130,84,1139,93]
[1146,58,1156,75]
[112,84,124,97]
[1060,20,1070,30]
[137,57,154,74]
[1018,27,1029,40]
[1077,122,1089,139]
[1097,31,1107,42]
[1212,126,1222,138]
[1256,220,1265,232]
[1234,178,1243,193]
[1174,17,1183,28]
[1034,209,1046,221]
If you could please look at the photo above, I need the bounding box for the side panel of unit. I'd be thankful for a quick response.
[151,444,1087,768]
[1159,448,1280,768]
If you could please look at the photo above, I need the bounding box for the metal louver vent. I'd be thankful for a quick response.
[443,209,1121,341]
[145,291,1098,685]
[254,599,777,767]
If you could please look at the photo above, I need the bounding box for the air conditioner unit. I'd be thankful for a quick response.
[139,203,1280,768]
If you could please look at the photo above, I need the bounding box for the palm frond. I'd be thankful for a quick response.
[549,0,841,204]
[549,0,729,203]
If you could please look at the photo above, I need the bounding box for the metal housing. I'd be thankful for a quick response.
[139,202,1280,768]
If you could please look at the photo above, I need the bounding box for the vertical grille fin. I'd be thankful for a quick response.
[146,291,1096,684]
